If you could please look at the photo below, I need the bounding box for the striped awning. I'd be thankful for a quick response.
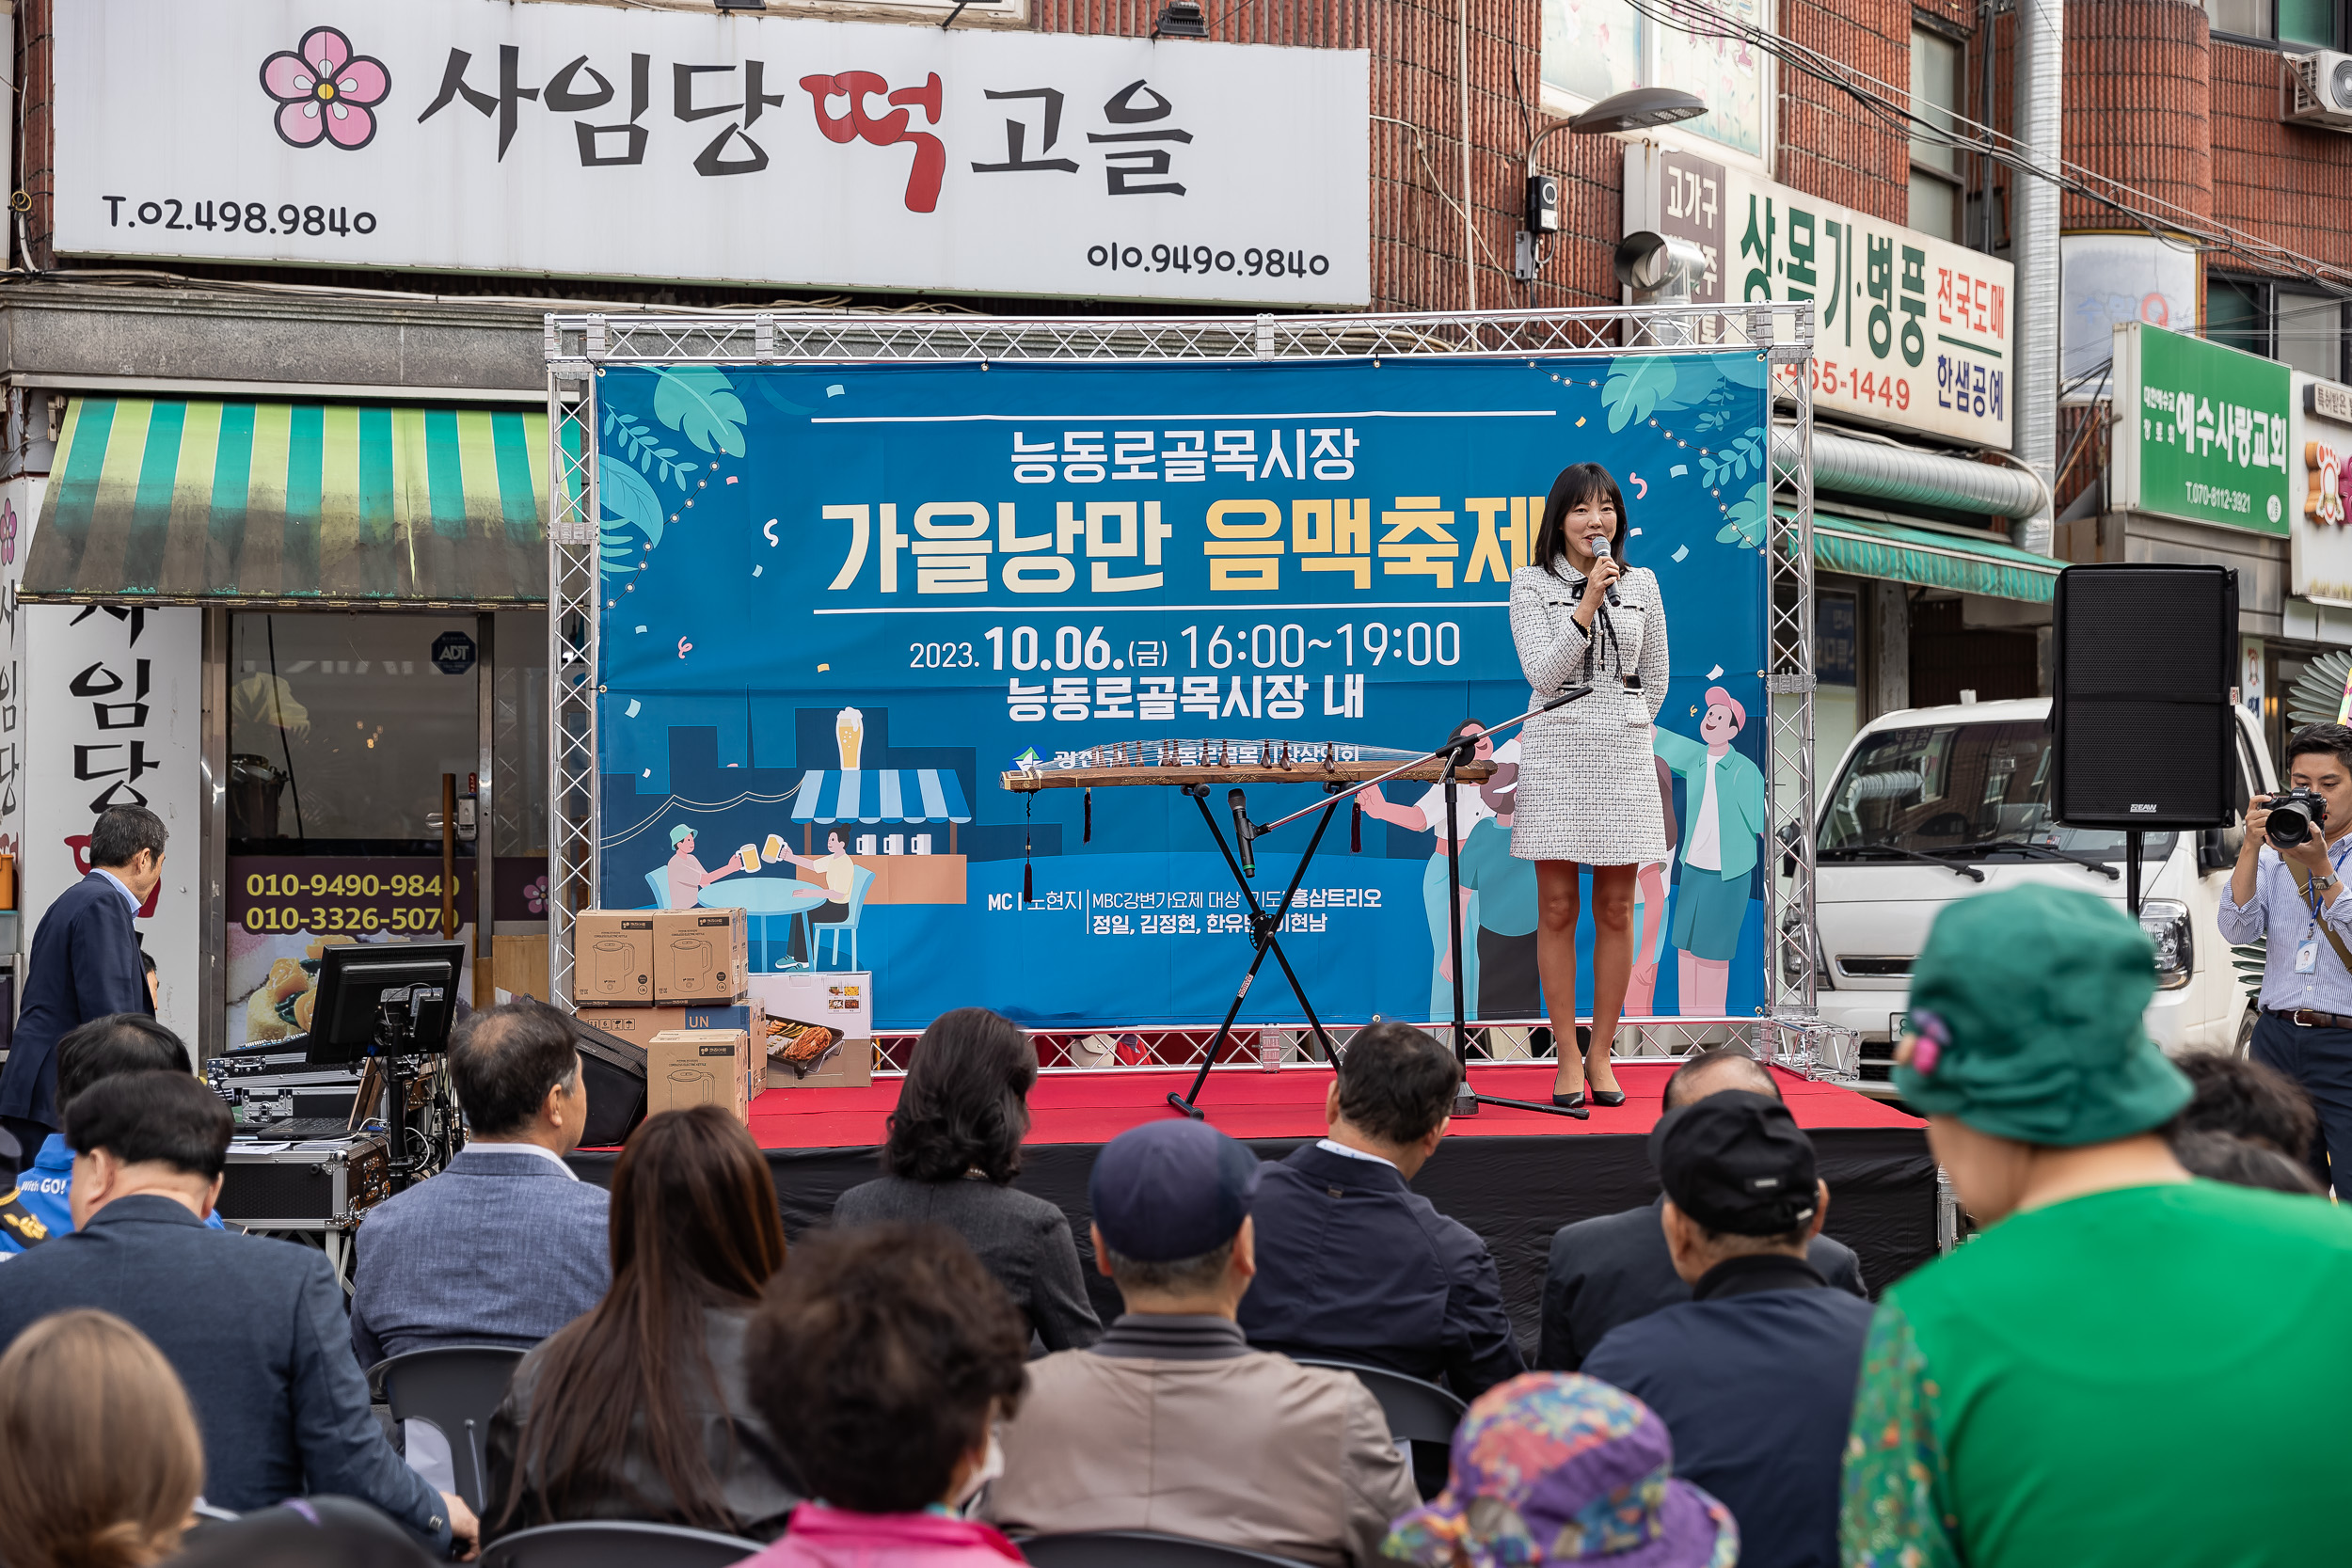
[24,398,550,606]
[791,769,974,825]
[1786,507,2062,604]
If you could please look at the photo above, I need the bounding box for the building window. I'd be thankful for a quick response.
[2204,0,2336,45]
[1540,0,1772,163]
[2206,276,2348,379]
[2279,290,2346,378]
[1909,29,1964,242]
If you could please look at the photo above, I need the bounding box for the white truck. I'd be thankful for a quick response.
[1808,696,2276,1097]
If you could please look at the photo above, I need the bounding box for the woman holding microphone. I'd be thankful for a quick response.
[1510,462,1670,1108]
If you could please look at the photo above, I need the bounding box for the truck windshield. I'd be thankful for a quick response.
[1819,720,2177,864]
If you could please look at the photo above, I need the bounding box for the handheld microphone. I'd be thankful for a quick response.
[1591,534,1622,607]
[1229,788,1257,879]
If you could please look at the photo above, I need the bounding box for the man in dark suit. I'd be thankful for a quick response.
[1582,1094,1875,1568]
[1237,1020,1524,1400]
[1536,1047,1866,1370]
[0,1070,477,1559]
[0,806,165,1179]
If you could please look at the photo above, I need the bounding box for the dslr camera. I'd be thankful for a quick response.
[2265,787,2329,849]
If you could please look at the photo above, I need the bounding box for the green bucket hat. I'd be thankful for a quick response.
[1898,883,2191,1146]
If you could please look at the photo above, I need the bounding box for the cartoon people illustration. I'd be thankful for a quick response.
[1456,760,1543,1019]
[1623,754,1679,1017]
[664,824,739,911]
[1359,720,1498,1022]
[1653,687,1768,1016]
[779,830,858,961]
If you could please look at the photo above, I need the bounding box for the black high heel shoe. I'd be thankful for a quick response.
[1581,1025,1628,1106]
[1554,1025,1595,1107]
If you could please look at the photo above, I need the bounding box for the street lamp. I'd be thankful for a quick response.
[1514,87,1708,282]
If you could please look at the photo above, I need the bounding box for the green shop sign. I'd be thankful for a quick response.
[2112,321,2291,534]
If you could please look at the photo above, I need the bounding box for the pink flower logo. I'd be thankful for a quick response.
[523,874,548,916]
[259,27,389,151]
[1,500,17,566]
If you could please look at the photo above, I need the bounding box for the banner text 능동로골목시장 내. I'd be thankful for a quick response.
[594,356,1772,1031]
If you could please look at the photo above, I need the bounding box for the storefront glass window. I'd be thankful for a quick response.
[493,610,548,860]
[229,613,481,848]
[1541,0,1770,161]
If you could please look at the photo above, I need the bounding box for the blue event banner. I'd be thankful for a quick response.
[593,354,1772,1031]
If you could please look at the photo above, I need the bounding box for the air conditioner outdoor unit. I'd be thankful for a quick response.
[2285,50,2352,129]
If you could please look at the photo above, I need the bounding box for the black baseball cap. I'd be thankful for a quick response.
[1648,1091,1820,1236]
[1089,1119,1262,1263]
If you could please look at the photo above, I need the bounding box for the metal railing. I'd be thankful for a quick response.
[542,304,1818,1023]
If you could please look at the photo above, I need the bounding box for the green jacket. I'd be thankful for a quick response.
[1653,726,1767,880]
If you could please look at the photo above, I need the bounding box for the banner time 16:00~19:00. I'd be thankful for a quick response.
[908,621,1466,672]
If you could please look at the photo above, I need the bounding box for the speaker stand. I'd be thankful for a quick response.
[2124,829,2143,917]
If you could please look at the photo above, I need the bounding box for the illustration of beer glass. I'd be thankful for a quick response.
[761,832,787,863]
[836,707,865,770]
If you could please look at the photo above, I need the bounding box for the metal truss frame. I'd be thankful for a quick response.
[543,304,1819,1040]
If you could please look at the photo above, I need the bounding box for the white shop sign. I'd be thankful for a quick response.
[2290,372,2352,603]
[53,0,1371,308]
[1625,144,2016,449]
[21,598,203,1042]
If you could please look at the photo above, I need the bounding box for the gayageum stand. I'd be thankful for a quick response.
[1168,686,1596,1118]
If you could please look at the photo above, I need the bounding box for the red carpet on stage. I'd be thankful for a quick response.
[751,1059,1919,1151]
[574,1058,1937,1339]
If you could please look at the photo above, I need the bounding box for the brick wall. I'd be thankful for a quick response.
[1779,0,1911,222]
[2208,37,2352,273]
[2063,0,2212,230]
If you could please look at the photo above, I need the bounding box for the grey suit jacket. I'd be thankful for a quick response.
[834,1174,1101,1351]
[0,1196,451,1552]
[351,1145,612,1368]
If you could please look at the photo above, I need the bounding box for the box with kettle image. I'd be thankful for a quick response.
[573,911,656,1005]
[576,999,767,1096]
[650,910,748,1003]
[644,1027,755,1124]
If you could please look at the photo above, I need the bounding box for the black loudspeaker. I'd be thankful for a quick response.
[568,1014,648,1148]
[2052,562,2237,829]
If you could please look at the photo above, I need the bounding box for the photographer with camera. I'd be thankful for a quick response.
[2220,722,2352,1195]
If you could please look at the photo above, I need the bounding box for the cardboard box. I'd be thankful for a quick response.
[579,1001,768,1095]
[650,909,748,1003]
[644,1028,752,1123]
[573,911,654,1004]
[750,972,873,1088]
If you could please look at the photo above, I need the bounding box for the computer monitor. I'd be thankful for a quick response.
[303,941,466,1067]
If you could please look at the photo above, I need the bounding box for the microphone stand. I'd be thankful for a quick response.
[1250,688,1597,1121]
[1439,706,1590,1121]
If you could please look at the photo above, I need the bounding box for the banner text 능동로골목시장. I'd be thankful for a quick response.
[594,356,1772,1031]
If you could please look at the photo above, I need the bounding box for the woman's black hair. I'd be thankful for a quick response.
[1534,462,1631,580]
[880,1007,1038,1184]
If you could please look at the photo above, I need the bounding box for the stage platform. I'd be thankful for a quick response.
[578,1060,1935,1348]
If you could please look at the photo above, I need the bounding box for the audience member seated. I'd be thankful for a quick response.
[2172,1128,2325,1193]
[352,1000,612,1365]
[986,1119,1417,1566]
[2170,1052,2319,1174]
[1,1014,221,1256]
[1237,1019,1522,1398]
[1581,1094,1872,1568]
[1383,1373,1737,1568]
[1537,1047,1864,1370]
[1843,885,2352,1565]
[0,1308,203,1568]
[167,1499,437,1568]
[742,1225,1031,1567]
[0,1072,472,1559]
[486,1105,798,1542]
[834,1007,1100,1351]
